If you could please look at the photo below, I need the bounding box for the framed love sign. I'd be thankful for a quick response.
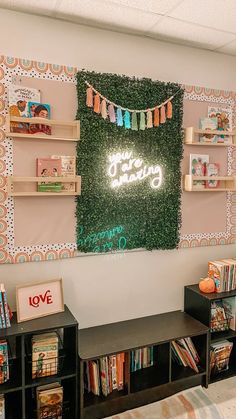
[16,279,64,323]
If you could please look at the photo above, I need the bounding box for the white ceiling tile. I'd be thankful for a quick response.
[169,0,236,34]
[103,0,184,15]
[150,17,236,50]
[54,0,161,32]
[0,0,58,15]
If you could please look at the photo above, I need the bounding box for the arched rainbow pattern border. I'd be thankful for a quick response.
[0,57,235,263]
[179,85,236,248]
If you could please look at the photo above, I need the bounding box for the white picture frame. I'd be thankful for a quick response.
[16,278,64,323]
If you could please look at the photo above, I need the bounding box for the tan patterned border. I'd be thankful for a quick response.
[179,85,236,248]
[0,57,235,263]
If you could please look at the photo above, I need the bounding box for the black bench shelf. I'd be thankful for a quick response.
[79,310,209,419]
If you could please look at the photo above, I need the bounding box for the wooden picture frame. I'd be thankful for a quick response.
[16,278,64,323]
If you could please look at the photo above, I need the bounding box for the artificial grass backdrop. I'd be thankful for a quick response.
[76,70,184,253]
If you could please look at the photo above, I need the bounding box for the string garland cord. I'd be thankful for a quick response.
[85,80,181,113]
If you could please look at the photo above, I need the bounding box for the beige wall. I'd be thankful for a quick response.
[1,9,236,327]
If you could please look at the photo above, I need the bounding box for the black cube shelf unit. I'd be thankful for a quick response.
[184,284,236,383]
[79,310,209,419]
[0,305,78,419]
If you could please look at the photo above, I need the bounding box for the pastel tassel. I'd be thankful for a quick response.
[140,112,146,130]
[86,87,93,107]
[94,94,100,114]
[154,108,159,127]
[108,104,116,123]
[117,108,123,126]
[131,112,138,130]
[101,99,107,119]
[124,110,131,129]
[160,105,166,124]
[146,110,153,128]
[167,101,173,119]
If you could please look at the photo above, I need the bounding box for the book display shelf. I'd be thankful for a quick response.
[183,126,235,192]
[0,305,78,419]
[184,285,236,383]
[6,115,81,197]
[79,310,209,419]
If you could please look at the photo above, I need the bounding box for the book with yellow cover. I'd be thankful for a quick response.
[32,332,59,379]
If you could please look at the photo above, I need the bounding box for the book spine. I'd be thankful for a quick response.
[1,287,10,328]
[0,290,6,329]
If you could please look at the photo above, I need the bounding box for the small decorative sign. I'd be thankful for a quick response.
[16,279,64,323]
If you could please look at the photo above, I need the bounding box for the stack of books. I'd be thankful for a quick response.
[210,340,233,375]
[37,155,76,192]
[0,284,11,329]
[32,332,59,379]
[36,382,63,419]
[208,259,236,293]
[0,394,5,419]
[85,353,125,397]
[171,337,200,373]
[130,346,154,372]
[0,341,9,384]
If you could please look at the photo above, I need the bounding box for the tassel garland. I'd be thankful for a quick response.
[154,108,159,127]
[94,94,101,114]
[146,110,153,128]
[117,108,123,126]
[108,104,116,123]
[124,111,131,129]
[132,112,138,131]
[101,99,107,119]
[85,82,178,130]
[167,101,172,119]
[86,87,93,107]
[140,112,146,131]
[160,105,166,124]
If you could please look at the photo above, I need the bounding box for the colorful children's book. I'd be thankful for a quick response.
[28,102,51,135]
[0,394,5,419]
[208,106,232,144]
[189,154,209,188]
[223,297,236,331]
[199,117,218,143]
[0,341,9,384]
[32,332,59,379]
[37,157,62,192]
[37,383,63,419]
[51,155,76,191]
[8,84,40,133]
[205,163,220,188]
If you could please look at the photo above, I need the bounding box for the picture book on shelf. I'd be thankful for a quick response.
[189,154,209,188]
[223,297,236,331]
[211,300,228,332]
[208,259,236,293]
[199,117,218,143]
[210,340,233,375]
[37,158,62,192]
[28,102,51,135]
[8,84,40,133]
[0,394,4,419]
[32,332,59,379]
[0,340,9,384]
[205,163,220,188]
[36,382,63,419]
[208,106,232,144]
[51,155,76,191]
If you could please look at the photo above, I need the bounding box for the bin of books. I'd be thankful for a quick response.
[26,331,65,380]
[210,300,232,332]
[210,340,233,378]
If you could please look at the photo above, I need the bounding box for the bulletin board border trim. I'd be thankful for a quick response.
[179,85,236,248]
[0,57,236,263]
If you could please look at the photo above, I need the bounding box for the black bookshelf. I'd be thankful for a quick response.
[0,305,78,419]
[79,310,209,419]
[184,284,236,383]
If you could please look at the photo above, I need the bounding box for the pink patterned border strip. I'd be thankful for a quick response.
[0,57,235,263]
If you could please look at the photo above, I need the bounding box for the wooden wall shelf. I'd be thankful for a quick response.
[183,175,236,192]
[7,176,81,197]
[6,115,80,142]
[185,127,235,147]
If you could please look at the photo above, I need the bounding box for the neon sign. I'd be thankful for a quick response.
[108,151,162,189]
